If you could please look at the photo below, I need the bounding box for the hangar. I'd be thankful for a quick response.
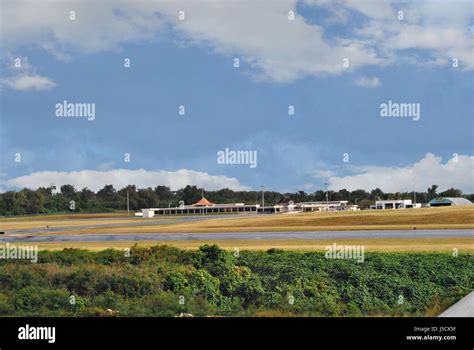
[428,197,472,207]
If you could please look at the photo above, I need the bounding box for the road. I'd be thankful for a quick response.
[1,229,473,243]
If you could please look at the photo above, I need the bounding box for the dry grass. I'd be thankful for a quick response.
[0,217,175,231]
[27,206,474,235]
[0,211,129,221]
[169,206,474,230]
[19,237,474,252]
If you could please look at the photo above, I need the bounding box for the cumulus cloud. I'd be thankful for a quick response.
[160,1,382,82]
[1,0,166,58]
[326,153,474,193]
[354,76,381,88]
[3,169,250,192]
[349,1,474,69]
[0,74,56,91]
[0,0,381,81]
[1,1,472,82]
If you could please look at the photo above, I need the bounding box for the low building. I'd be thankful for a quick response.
[428,197,472,207]
[141,196,261,217]
[299,201,359,212]
[373,199,421,210]
[139,197,358,217]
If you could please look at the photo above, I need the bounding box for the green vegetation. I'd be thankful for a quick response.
[1,183,471,216]
[0,245,472,317]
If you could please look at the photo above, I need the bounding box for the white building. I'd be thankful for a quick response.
[138,197,359,217]
[299,201,359,212]
[141,197,261,217]
[428,197,472,207]
[373,199,421,210]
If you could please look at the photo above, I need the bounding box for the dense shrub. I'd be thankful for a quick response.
[0,246,472,317]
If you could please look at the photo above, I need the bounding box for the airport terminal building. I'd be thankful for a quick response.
[141,197,261,217]
[139,196,358,217]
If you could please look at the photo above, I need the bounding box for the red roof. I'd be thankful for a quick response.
[193,197,215,207]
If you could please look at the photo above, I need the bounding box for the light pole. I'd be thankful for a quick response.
[261,185,265,213]
[126,190,130,216]
[324,182,329,209]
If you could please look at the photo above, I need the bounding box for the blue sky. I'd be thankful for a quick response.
[1,0,473,193]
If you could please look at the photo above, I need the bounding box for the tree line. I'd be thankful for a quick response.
[0,183,471,216]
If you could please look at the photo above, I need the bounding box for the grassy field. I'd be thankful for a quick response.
[10,206,472,235]
[0,218,170,231]
[142,206,474,233]
[0,211,130,221]
[2,207,472,252]
[13,237,474,252]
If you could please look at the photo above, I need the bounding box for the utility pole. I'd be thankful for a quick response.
[324,182,329,209]
[126,190,130,216]
[261,185,265,213]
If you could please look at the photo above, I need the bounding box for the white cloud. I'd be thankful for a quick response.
[0,74,56,91]
[1,0,472,82]
[307,0,474,70]
[312,170,334,179]
[3,169,249,191]
[348,1,474,70]
[0,0,381,82]
[3,168,250,192]
[2,52,32,70]
[354,76,380,88]
[1,0,166,59]
[1,53,55,91]
[159,1,381,82]
[326,153,474,193]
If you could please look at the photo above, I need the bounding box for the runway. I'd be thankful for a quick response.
[1,229,473,243]
[1,214,260,235]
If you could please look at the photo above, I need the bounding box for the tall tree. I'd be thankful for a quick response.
[60,185,76,199]
[427,185,438,200]
[439,188,462,198]
[97,185,117,201]
[370,188,384,200]
[178,185,201,205]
